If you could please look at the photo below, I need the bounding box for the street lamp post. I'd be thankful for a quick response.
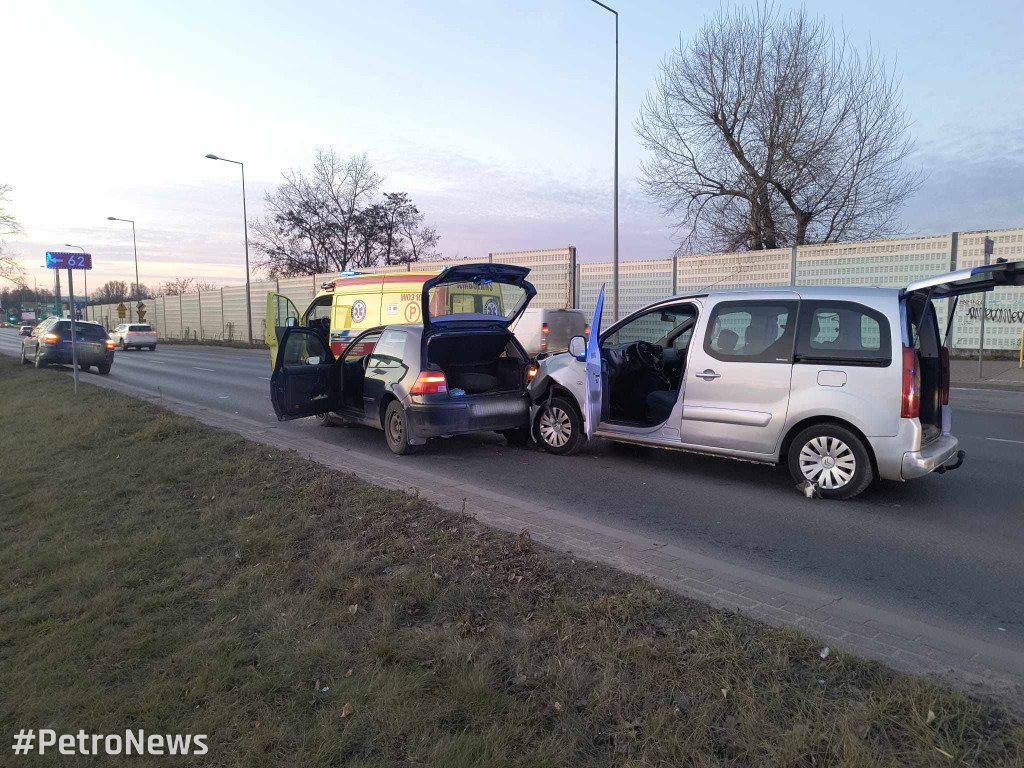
[107,217,141,322]
[65,244,88,320]
[205,153,253,344]
[589,0,619,321]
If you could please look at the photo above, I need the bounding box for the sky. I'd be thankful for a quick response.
[3,0,1023,296]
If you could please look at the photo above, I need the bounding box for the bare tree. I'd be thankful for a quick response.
[637,4,924,254]
[251,150,439,276]
[93,280,131,303]
[161,277,219,295]
[1,184,26,286]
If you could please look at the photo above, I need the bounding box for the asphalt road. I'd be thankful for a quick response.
[3,328,1023,658]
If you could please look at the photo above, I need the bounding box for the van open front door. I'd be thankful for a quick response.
[265,293,301,370]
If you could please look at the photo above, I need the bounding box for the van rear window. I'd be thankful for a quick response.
[795,302,891,366]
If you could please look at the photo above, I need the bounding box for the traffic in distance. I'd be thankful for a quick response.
[268,260,1024,499]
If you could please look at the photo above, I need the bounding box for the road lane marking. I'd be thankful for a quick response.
[258,376,270,380]
[986,437,1024,445]
[193,366,216,372]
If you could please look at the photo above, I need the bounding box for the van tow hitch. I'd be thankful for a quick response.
[935,449,966,474]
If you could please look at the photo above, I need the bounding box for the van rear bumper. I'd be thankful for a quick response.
[901,434,960,480]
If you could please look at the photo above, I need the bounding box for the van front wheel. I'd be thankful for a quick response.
[787,424,873,500]
[535,396,586,456]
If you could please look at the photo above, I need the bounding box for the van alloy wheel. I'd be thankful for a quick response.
[798,436,856,490]
[539,406,572,448]
[535,396,586,455]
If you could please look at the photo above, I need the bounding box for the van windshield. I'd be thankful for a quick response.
[427,281,528,322]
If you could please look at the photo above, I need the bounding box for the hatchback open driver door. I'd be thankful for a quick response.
[265,293,301,370]
[269,328,340,420]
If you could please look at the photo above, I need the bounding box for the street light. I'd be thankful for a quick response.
[107,217,141,322]
[589,0,619,321]
[206,153,253,344]
[65,244,88,320]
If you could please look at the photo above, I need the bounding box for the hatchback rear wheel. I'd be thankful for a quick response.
[787,424,873,500]
[384,400,420,455]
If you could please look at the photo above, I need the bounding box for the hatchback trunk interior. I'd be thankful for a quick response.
[427,331,528,395]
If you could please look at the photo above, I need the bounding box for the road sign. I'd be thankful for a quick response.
[45,251,92,270]
[137,309,147,320]
[117,302,127,319]
[136,301,146,310]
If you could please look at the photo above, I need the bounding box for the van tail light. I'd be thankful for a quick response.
[44,332,59,344]
[541,322,549,351]
[527,365,538,380]
[940,347,950,406]
[410,371,448,394]
[901,345,921,419]
[585,324,591,339]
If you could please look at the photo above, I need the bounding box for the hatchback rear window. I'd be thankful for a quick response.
[53,322,109,340]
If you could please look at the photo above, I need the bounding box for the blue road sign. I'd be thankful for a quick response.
[45,251,92,270]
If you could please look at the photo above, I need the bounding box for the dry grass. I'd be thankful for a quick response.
[1,357,1021,767]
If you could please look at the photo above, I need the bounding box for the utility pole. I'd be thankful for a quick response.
[978,236,993,377]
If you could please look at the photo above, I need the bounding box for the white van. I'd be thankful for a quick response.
[509,308,588,358]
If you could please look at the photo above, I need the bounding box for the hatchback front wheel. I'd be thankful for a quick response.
[787,424,873,500]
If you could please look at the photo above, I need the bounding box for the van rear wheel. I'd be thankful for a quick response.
[787,424,873,500]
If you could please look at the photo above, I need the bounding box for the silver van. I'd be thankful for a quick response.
[528,261,1024,499]
[509,307,588,357]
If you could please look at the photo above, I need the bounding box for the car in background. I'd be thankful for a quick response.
[109,323,158,350]
[528,260,1024,499]
[19,325,34,336]
[21,318,115,374]
[509,307,588,358]
[269,264,538,454]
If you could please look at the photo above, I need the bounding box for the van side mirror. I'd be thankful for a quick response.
[285,317,298,328]
[568,335,586,359]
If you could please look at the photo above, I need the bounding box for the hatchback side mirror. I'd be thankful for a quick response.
[568,335,586,359]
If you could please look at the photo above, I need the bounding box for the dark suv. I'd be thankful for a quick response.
[21,318,115,374]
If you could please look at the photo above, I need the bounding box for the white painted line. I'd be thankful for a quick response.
[258,376,271,380]
[986,437,1024,445]
[193,366,216,372]
[218,395,230,399]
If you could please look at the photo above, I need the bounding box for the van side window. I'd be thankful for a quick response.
[703,301,797,363]
[795,301,891,366]
[305,297,333,335]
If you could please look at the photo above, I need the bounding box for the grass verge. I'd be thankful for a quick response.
[1,356,1021,767]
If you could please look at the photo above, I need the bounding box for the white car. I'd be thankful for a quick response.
[110,323,159,350]
[528,260,1024,499]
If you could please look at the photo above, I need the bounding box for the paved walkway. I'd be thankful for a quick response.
[84,373,1024,715]
[951,359,1024,391]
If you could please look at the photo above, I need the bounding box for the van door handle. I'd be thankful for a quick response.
[696,369,721,381]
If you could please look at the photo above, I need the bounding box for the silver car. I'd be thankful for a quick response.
[528,260,1024,499]
[109,323,159,350]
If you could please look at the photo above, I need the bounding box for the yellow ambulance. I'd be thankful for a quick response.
[265,269,507,366]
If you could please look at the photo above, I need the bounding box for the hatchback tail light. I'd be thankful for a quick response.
[410,371,448,394]
[527,365,538,380]
[106,339,116,349]
[43,332,59,344]
[901,345,920,419]
[540,322,550,352]
[940,347,950,406]
[584,324,591,339]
